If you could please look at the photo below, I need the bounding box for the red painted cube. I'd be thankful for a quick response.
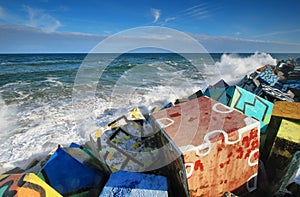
[151,96,260,196]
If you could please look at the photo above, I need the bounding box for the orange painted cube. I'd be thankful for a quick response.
[151,96,260,196]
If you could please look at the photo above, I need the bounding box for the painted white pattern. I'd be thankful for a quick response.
[212,103,234,114]
[248,149,259,166]
[246,173,258,192]
[185,163,195,179]
[192,128,253,158]
[156,117,174,129]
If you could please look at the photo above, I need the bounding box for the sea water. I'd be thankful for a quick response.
[0,52,296,173]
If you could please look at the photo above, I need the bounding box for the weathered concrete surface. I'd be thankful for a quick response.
[204,79,234,106]
[152,96,260,196]
[37,146,109,196]
[99,170,168,197]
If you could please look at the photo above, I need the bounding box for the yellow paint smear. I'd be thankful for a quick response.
[277,119,300,143]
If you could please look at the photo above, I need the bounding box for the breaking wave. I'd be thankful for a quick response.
[206,52,277,85]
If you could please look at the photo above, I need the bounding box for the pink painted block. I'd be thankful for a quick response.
[151,96,260,196]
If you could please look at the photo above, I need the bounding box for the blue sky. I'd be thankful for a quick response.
[1,0,300,53]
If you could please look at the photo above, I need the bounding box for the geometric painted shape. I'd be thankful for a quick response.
[258,67,279,86]
[99,121,160,173]
[266,119,300,182]
[262,101,300,162]
[261,84,294,102]
[230,86,273,133]
[175,90,203,105]
[236,76,263,97]
[0,173,62,196]
[92,108,145,141]
[188,90,203,100]
[151,96,260,196]
[37,147,108,196]
[99,171,168,197]
[204,79,234,106]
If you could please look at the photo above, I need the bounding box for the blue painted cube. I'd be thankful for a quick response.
[100,171,168,197]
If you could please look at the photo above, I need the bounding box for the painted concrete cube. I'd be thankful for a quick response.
[151,96,260,196]
[100,171,168,197]
[99,121,160,173]
[230,86,273,133]
[0,173,62,196]
[204,79,234,106]
[264,101,300,182]
[37,146,109,196]
[236,75,264,97]
[92,108,145,141]
[275,151,300,195]
[258,66,279,86]
[94,108,161,173]
[97,108,190,196]
[175,90,203,105]
[269,101,300,120]
[261,84,294,102]
[262,101,300,164]
[267,119,300,187]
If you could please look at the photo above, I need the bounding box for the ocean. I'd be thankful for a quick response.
[0,52,299,173]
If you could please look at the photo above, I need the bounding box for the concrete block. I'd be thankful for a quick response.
[93,108,186,195]
[236,75,264,96]
[270,101,300,120]
[230,86,273,133]
[203,79,234,106]
[37,146,109,196]
[99,122,160,172]
[0,173,62,196]
[175,90,203,104]
[92,108,145,142]
[265,118,300,183]
[151,96,260,196]
[275,151,300,196]
[261,84,294,102]
[257,66,279,86]
[262,101,300,165]
[99,171,168,197]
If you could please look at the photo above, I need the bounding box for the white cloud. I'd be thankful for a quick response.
[1,24,300,53]
[151,8,160,23]
[0,24,105,53]
[253,29,300,38]
[181,3,210,19]
[165,17,176,23]
[23,5,61,32]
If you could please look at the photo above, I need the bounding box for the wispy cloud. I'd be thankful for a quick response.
[180,3,211,20]
[161,3,213,26]
[151,8,160,23]
[1,24,300,53]
[23,5,61,32]
[164,17,176,23]
[253,29,300,38]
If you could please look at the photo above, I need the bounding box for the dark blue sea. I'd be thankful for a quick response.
[0,52,299,172]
